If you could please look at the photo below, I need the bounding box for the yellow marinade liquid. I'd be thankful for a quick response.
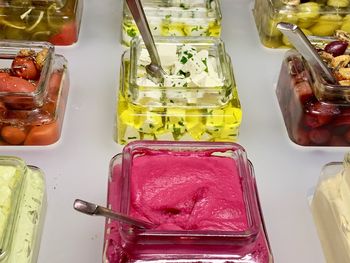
[116,65,242,145]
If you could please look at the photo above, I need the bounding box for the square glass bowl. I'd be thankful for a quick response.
[0,0,83,45]
[276,39,350,146]
[116,36,242,144]
[253,0,350,48]
[0,156,46,263]
[310,152,350,263]
[121,0,222,46]
[0,40,69,145]
[103,141,273,263]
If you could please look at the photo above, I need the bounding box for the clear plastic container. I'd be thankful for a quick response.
[310,152,350,263]
[276,40,350,146]
[0,0,83,46]
[121,0,222,46]
[0,156,46,263]
[0,40,69,145]
[253,0,350,48]
[103,141,273,263]
[116,36,242,144]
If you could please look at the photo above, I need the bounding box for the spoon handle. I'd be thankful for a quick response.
[277,22,336,84]
[95,206,154,229]
[125,0,161,66]
[73,199,154,229]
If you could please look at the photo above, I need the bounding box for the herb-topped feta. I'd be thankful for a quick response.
[117,39,242,145]
[137,44,223,89]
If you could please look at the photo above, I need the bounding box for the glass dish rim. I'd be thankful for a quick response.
[267,0,350,15]
[0,156,27,261]
[123,0,222,20]
[0,0,73,11]
[109,141,262,242]
[286,37,350,104]
[123,36,235,108]
[0,40,54,103]
[129,36,232,89]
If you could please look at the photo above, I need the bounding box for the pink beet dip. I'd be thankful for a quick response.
[129,154,248,231]
[103,142,273,263]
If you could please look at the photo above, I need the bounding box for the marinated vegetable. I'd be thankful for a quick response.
[253,0,350,48]
[116,39,242,144]
[0,44,69,145]
[121,0,221,46]
[0,0,82,45]
[276,33,350,146]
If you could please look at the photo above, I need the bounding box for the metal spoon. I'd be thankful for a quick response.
[73,199,155,229]
[125,0,166,83]
[277,22,337,84]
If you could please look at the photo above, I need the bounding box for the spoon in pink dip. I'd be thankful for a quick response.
[73,199,155,229]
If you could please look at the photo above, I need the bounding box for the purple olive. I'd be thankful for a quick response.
[324,41,348,57]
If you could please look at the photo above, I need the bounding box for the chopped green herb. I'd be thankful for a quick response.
[169,99,174,103]
[191,26,199,32]
[165,14,172,19]
[149,123,154,128]
[179,3,189,9]
[128,136,137,139]
[178,121,184,126]
[180,56,188,64]
[178,70,190,77]
[202,58,208,72]
[126,28,137,37]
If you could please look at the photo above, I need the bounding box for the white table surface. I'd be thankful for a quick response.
[0,0,346,262]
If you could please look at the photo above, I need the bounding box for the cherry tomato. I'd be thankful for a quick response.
[0,72,10,78]
[11,56,39,80]
[0,76,37,92]
[0,102,7,118]
[24,122,60,145]
[49,21,77,46]
[1,126,28,145]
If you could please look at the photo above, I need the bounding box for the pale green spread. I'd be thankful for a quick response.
[7,168,45,263]
[0,164,45,263]
[0,166,21,253]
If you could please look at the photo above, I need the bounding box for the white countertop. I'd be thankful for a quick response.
[0,0,345,262]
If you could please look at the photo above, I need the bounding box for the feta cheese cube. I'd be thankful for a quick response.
[157,44,178,67]
[139,49,151,66]
[164,75,188,87]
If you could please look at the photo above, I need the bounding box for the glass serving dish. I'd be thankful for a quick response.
[0,40,69,146]
[276,38,350,146]
[121,0,222,46]
[0,156,46,263]
[310,152,350,263]
[253,0,350,48]
[116,36,242,145]
[0,0,83,45]
[103,141,273,263]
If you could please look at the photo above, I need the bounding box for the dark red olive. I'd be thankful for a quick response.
[324,41,348,57]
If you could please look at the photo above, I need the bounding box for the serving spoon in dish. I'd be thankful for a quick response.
[73,199,155,229]
[277,22,337,84]
[125,0,167,84]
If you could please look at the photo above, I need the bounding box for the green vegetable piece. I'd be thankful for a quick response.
[127,28,137,37]
[297,2,320,28]
[328,0,349,8]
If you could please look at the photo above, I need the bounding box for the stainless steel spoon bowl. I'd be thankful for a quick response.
[277,22,337,84]
[73,199,155,229]
[126,0,167,84]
